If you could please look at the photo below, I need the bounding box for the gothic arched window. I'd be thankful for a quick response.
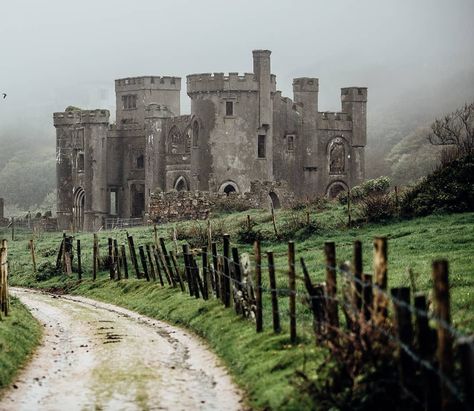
[329,138,345,174]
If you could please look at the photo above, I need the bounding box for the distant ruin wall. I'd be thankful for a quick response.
[148,180,294,223]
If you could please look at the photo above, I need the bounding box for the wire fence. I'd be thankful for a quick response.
[39,230,474,410]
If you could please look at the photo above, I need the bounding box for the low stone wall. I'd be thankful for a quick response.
[148,180,295,223]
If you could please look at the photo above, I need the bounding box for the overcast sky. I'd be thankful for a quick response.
[1,0,473,138]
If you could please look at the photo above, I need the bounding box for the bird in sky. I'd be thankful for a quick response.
[1,93,6,99]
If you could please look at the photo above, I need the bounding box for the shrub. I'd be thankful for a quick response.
[35,261,60,281]
[360,193,396,223]
[338,177,391,205]
[400,154,474,217]
[278,212,322,241]
[291,196,329,211]
[213,195,250,213]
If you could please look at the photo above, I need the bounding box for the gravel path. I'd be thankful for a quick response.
[2,288,243,411]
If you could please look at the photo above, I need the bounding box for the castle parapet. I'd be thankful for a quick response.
[341,87,368,102]
[318,111,352,131]
[53,109,110,126]
[115,76,181,91]
[187,72,277,95]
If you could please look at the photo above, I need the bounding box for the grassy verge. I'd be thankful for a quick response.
[0,297,42,392]
[2,209,473,409]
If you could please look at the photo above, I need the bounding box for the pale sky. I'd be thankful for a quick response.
[1,0,473,138]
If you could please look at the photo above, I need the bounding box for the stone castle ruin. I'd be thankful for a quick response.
[54,50,367,231]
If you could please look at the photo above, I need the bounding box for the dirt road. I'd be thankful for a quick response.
[2,288,243,411]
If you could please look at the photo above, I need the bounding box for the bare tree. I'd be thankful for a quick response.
[428,102,474,157]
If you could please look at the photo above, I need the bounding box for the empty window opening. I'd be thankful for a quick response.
[77,153,85,172]
[174,176,189,192]
[258,135,266,158]
[287,134,295,151]
[136,154,144,169]
[110,190,118,215]
[226,101,234,116]
[122,94,137,110]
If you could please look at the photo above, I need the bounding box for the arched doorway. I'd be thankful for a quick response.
[174,176,189,192]
[73,187,85,231]
[218,181,240,196]
[269,192,280,209]
[326,181,348,199]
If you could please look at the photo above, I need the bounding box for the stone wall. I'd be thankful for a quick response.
[148,180,295,223]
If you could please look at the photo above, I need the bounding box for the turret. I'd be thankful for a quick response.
[341,87,367,147]
[253,50,272,128]
[293,77,319,117]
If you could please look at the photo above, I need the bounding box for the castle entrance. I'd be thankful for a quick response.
[131,184,145,217]
[73,187,85,231]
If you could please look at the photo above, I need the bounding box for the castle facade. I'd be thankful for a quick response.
[54,50,367,231]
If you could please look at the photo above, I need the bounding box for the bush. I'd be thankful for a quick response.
[338,177,391,205]
[291,196,329,211]
[35,261,60,281]
[400,154,474,217]
[213,195,250,214]
[360,193,396,223]
[279,212,322,241]
[173,219,226,248]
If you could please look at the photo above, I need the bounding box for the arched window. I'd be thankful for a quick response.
[168,126,184,154]
[185,129,191,154]
[218,181,239,195]
[329,138,345,174]
[192,121,199,147]
[174,176,189,191]
[136,154,144,169]
[326,181,348,199]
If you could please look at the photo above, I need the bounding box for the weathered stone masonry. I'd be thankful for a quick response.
[54,50,367,231]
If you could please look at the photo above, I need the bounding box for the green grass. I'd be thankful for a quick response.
[0,297,42,392]
[2,207,473,409]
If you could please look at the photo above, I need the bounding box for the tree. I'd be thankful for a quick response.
[428,102,474,156]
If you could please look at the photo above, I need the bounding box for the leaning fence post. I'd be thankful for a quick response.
[152,246,165,286]
[145,244,156,281]
[414,293,440,411]
[29,238,37,274]
[267,251,281,333]
[391,287,415,396]
[223,234,231,308]
[76,239,82,280]
[373,237,388,324]
[288,241,297,344]
[138,246,150,281]
[182,244,194,296]
[432,259,453,411]
[353,240,363,312]
[324,242,339,331]
[254,241,263,333]
[121,244,128,279]
[127,235,141,279]
[170,251,185,292]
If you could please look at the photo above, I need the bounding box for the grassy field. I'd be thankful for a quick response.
[2,206,473,409]
[0,297,42,392]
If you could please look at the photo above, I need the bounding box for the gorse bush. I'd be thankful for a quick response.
[400,154,474,217]
[338,177,391,205]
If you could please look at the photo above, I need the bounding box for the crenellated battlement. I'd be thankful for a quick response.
[318,111,353,131]
[115,76,181,91]
[53,109,110,126]
[187,72,277,95]
[341,87,368,102]
[145,103,174,119]
[293,77,319,92]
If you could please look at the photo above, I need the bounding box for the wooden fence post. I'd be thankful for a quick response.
[432,259,453,411]
[391,287,415,394]
[182,244,194,296]
[76,239,82,280]
[138,246,150,281]
[121,244,128,279]
[202,246,209,300]
[324,242,339,330]
[113,239,121,280]
[146,244,156,281]
[288,241,297,344]
[362,274,373,321]
[29,239,37,274]
[108,238,114,280]
[353,240,363,312]
[373,237,388,324]
[211,242,219,298]
[152,245,165,286]
[170,251,185,292]
[93,234,98,281]
[267,251,281,333]
[254,241,263,333]
[127,235,141,279]
[223,234,231,308]
[159,238,176,287]
[414,293,440,411]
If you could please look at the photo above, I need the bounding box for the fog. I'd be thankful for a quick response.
[1,0,473,140]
